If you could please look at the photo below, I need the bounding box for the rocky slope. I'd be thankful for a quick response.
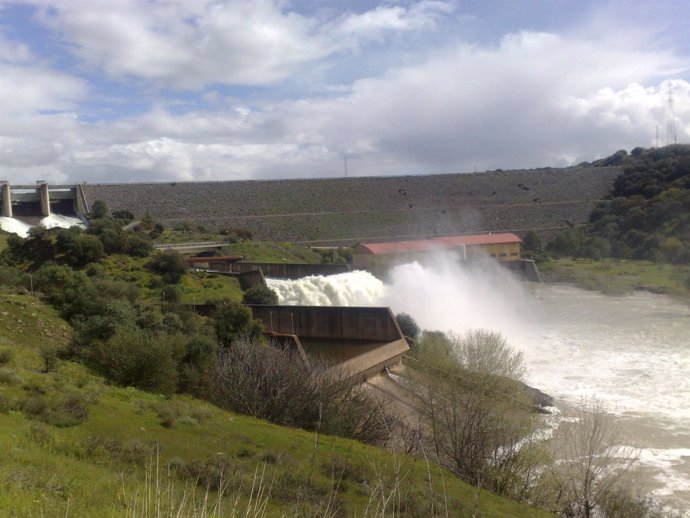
[83,166,619,244]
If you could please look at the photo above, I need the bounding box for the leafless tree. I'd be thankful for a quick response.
[550,398,638,518]
[210,336,392,445]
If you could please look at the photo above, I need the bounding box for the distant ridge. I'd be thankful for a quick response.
[82,166,620,244]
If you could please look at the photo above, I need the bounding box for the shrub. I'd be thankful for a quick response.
[39,345,59,372]
[242,285,278,305]
[0,394,11,413]
[55,227,104,267]
[45,395,90,427]
[395,313,420,341]
[178,335,218,395]
[111,209,135,224]
[449,329,526,381]
[0,348,12,365]
[90,328,182,395]
[0,367,23,385]
[211,337,391,445]
[126,234,153,258]
[148,251,188,284]
[21,395,48,417]
[119,438,154,465]
[213,301,264,347]
[89,200,108,219]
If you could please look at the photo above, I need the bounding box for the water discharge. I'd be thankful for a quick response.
[0,215,86,237]
[267,255,690,511]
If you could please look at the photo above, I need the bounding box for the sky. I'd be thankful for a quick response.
[0,0,689,184]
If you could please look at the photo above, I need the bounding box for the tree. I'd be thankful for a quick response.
[90,328,183,395]
[396,312,420,342]
[213,301,264,347]
[111,209,135,224]
[449,330,526,381]
[550,399,638,518]
[211,337,391,444]
[148,251,188,284]
[89,200,108,219]
[413,330,543,500]
[242,285,278,305]
[522,231,542,255]
[55,227,104,267]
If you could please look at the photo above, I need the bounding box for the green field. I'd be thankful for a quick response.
[539,258,690,297]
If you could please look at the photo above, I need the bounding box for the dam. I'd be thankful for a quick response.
[0,182,88,220]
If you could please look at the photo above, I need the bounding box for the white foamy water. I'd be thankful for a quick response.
[0,217,32,237]
[270,258,690,510]
[267,270,386,306]
[0,215,86,237]
[39,214,86,230]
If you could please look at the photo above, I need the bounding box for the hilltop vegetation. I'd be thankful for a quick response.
[538,145,690,264]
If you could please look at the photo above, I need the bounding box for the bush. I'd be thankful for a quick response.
[89,200,108,219]
[0,367,22,385]
[39,345,59,372]
[55,227,104,267]
[242,285,278,305]
[0,348,12,365]
[148,251,188,284]
[0,394,10,413]
[213,301,264,347]
[211,337,391,445]
[178,335,218,395]
[90,328,182,395]
[449,330,526,381]
[111,210,135,224]
[395,313,420,341]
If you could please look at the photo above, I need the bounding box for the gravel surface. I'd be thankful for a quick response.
[82,166,620,244]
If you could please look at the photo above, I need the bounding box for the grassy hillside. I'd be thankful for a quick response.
[539,258,690,297]
[0,289,552,517]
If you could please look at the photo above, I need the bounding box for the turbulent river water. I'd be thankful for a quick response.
[267,258,690,512]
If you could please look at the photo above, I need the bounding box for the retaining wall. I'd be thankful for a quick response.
[249,305,403,342]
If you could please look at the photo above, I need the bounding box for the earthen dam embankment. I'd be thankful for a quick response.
[82,166,620,244]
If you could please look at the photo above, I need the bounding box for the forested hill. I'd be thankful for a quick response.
[586,145,690,262]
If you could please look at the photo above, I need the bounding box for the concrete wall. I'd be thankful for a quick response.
[249,305,403,342]
[0,183,87,218]
[503,259,543,282]
[231,262,349,279]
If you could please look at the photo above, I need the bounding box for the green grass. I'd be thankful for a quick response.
[0,291,553,517]
[179,271,243,304]
[220,241,322,263]
[539,258,690,297]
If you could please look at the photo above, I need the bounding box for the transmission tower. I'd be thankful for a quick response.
[666,83,677,146]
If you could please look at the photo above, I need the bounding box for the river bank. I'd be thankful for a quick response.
[537,258,690,299]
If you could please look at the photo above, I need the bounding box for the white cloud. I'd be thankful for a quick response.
[24,0,454,90]
[336,1,456,42]
[0,63,86,115]
[1,2,690,185]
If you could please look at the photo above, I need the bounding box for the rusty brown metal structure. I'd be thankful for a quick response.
[249,305,409,380]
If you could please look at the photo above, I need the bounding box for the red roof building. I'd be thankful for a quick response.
[352,233,522,269]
